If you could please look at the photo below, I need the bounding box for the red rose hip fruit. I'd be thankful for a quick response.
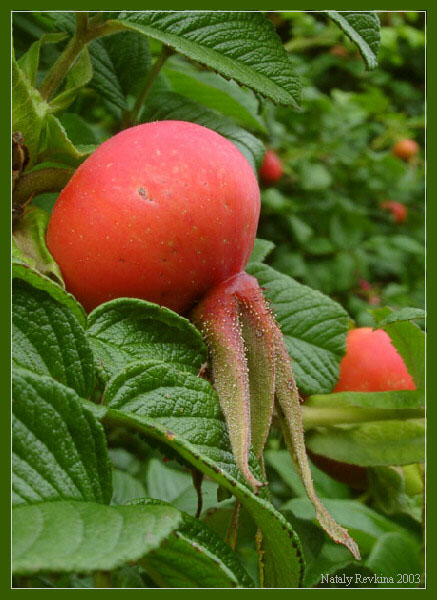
[392,139,419,161]
[46,121,260,313]
[380,200,408,224]
[334,327,416,393]
[259,149,283,186]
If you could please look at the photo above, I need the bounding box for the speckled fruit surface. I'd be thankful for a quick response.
[47,121,260,313]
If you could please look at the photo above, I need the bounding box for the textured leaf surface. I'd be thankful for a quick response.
[87,298,206,383]
[12,206,64,286]
[141,90,265,171]
[102,360,304,587]
[13,279,95,398]
[305,419,425,467]
[102,30,152,98]
[246,263,349,395]
[12,500,180,575]
[116,11,301,107]
[87,39,128,115]
[12,370,111,506]
[12,262,86,326]
[137,499,253,588]
[164,64,266,133]
[325,12,380,70]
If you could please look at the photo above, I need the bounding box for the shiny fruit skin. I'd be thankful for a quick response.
[334,327,416,393]
[46,121,260,314]
[259,149,283,186]
[380,200,408,224]
[392,139,419,161]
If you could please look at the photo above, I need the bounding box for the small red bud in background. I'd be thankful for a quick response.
[392,139,419,162]
[380,200,408,224]
[259,149,283,187]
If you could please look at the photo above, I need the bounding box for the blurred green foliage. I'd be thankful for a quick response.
[259,11,424,327]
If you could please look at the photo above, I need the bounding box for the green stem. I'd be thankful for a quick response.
[38,33,85,100]
[38,14,124,101]
[75,12,89,37]
[302,406,424,430]
[123,46,174,128]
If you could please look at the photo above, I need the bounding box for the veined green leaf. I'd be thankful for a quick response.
[246,263,349,395]
[12,369,110,506]
[13,279,95,397]
[37,113,96,167]
[12,262,86,327]
[50,46,93,113]
[115,11,301,107]
[100,360,305,587]
[366,533,422,587]
[325,12,380,70]
[164,64,267,133]
[135,499,254,588]
[87,298,206,383]
[12,500,180,575]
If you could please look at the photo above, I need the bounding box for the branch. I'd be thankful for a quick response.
[38,14,124,101]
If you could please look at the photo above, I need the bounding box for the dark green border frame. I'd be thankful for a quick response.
[5,3,430,595]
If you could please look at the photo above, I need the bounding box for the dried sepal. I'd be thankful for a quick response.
[192,277,263,491]
[273,326,361,560]
[235,273,275,458]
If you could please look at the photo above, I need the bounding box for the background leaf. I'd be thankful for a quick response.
[246,263,349,395]
[305,419,424,467]
[248,238,275,265]
[163,62,267,133]
[366,532,422,587]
